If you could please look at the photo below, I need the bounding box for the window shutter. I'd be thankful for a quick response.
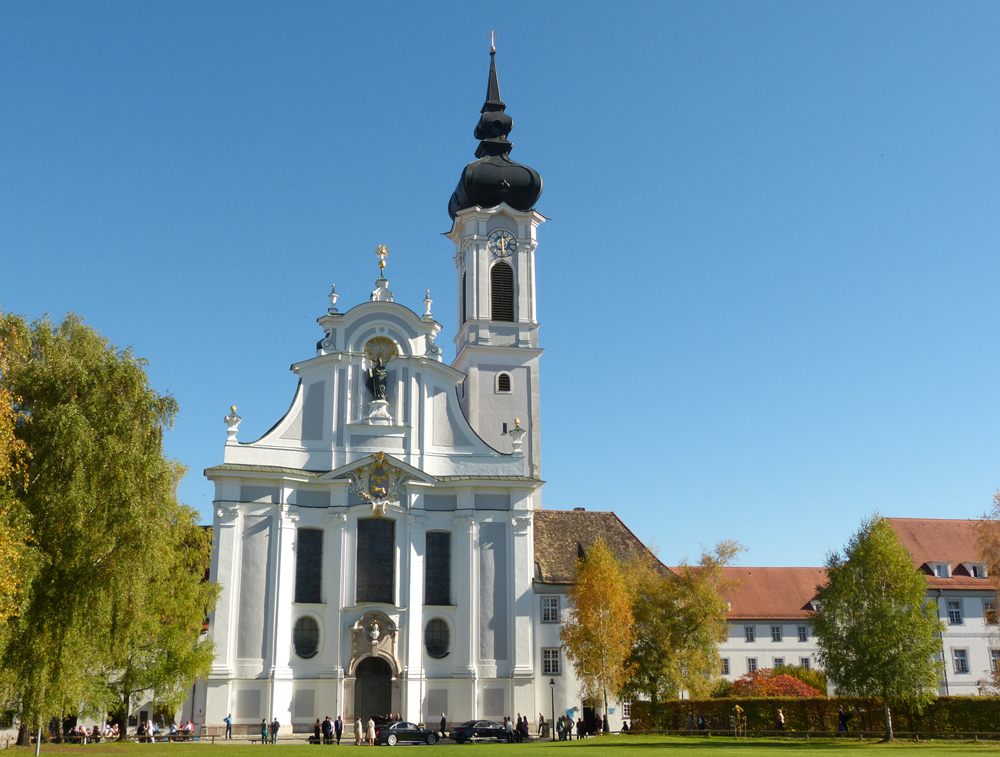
[490,263,515,322]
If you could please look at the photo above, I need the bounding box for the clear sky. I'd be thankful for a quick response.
[2,2,998,567]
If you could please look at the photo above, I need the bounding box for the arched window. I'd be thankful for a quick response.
[497,373,511,393]
[295,529,323,603]
[424,618,450,659]
[490,262,515,322]
[293,616,320,659]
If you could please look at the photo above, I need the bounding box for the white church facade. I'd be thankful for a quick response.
[196,48,631,736]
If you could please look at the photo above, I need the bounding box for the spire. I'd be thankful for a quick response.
[447,45,543,219]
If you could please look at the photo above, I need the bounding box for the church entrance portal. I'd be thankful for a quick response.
[354,657,392,721]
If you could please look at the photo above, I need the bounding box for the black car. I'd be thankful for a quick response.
[448,720,510,744]
[375,721,438,746]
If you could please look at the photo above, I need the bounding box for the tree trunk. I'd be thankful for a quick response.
[117,692,130,741]
[882,700,893,742]
[17,725,31,747]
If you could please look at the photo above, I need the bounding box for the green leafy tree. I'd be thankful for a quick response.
[623,541,742,706]
[811,513,944,741]
[561,537,635,731]
[0,312,217,742]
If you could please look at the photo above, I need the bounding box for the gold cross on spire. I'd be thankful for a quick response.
[375,245,389,275]
[490,30,497,53]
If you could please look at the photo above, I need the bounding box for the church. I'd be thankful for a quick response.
[198,46,643,735]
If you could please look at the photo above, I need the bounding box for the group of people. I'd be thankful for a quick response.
[501,714,534,742]
[258,718,281,744]
[311,715,345,744]
[65,725,102,744]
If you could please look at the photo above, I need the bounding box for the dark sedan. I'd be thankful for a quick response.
[448,720,510,744]
[375,721,438,746]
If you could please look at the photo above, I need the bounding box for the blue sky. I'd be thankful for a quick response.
[2,2,998,567]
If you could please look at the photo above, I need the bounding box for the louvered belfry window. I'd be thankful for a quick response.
[461,274,467,325]
[490,262,515,322]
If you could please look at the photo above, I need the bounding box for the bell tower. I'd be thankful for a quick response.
[446,45,545,478]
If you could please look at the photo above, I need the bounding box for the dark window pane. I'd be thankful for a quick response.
[357,518,395,604]
[497,373,510,392]
[425,618,450,658]
[490,263,514,322]
[293,616,320,659]
[295,529,323,603]
[425,532,451,606]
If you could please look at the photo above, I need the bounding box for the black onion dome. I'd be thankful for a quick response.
[448,50,543,220]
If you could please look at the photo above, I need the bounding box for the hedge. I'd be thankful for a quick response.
[631,696,1000,733]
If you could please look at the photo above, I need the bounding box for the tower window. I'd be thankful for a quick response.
[461,273,467,325]
[497,373,511,392]
[490,262,515,322]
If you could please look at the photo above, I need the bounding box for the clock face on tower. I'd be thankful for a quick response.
[488,229,517,258]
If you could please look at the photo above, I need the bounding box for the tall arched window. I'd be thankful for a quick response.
[356,518,395,604]
[490,262,515,321]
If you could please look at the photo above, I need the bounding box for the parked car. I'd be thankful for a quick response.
[375,721,438,746]
[448,720,509,744]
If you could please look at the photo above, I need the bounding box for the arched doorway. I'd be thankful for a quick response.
[354,656,392,721]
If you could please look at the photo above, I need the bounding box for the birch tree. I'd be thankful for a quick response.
[561,537,635,731]
[812,514,943,741]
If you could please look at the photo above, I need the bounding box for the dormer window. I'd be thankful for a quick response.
[930,563,952,578]
[965,563,988,579]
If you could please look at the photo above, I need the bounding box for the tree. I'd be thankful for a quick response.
[974,492,1000,693]
[0,312,216,742]
[623,541,742,706]
[561,537,635,731]
[811,513,944,741]
[729,670,822,697]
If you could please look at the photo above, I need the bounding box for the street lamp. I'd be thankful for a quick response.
[549,678,556,742]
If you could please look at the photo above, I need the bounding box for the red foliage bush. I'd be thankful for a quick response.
[730,670,822,698]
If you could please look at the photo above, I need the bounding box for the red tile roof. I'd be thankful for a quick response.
[719,567,827,620]
[885,517,991,590]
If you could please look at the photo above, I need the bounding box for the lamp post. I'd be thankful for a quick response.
[549,679,556,741]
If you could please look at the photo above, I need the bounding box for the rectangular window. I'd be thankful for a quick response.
[797,626,808,642]
[721,658,730,675]
[294,529,324,603]
[985,601,998,625]
[541,596,560,623]
[971,564,986,578]
[773,657,784,668]
[953,649,969,674]
[622,700,632,719]
[747,658,758,674]
[425,531,451,606]
[542,648,560,675]
[356,518,395,604]
[947,600,962,625]
[800,657,811,670]
[771,626,782,642]
[990,649,999,674]
[744,625,755,642]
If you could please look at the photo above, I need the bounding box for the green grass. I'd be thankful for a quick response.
[9,736,1000,757]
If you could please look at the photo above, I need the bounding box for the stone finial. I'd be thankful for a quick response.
[423,289,433,319]
[509,418,526,455]
[328,284,339,314]
[224,405,243,442]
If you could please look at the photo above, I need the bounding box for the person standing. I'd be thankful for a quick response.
[776,709,785,732]
[366,717,375,747]
[354,718,362,746]
[439,713,447,738]
[270,718,279,744]
[260,720,268,744]
[224,714,233,740]
[334,716,343,745]
[321,717,331,745]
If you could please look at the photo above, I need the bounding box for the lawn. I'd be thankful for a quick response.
[8,736,1000,757]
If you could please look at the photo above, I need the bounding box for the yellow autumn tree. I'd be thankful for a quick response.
[561,537,636,731]
[974,492,1000,693]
